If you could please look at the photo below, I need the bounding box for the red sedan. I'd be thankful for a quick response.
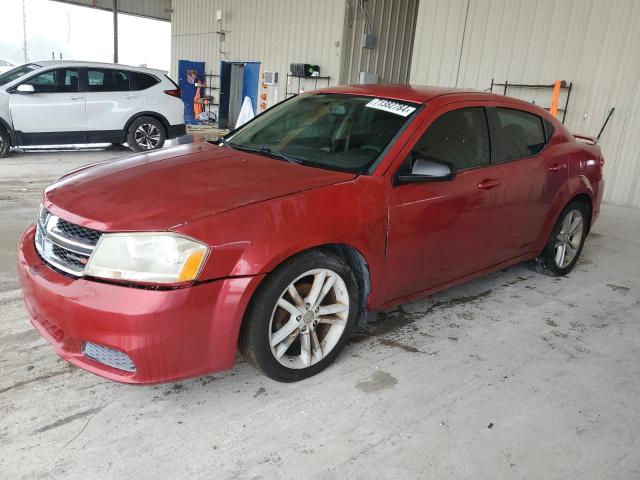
[18,85,604,383]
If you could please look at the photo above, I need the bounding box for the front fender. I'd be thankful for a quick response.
[177,176,388,307]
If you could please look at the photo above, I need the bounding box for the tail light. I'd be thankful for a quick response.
[164,88,181,98]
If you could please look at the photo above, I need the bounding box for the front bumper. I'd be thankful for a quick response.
[17,225,264,384]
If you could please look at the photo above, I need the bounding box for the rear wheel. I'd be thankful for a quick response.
[532,200,588,276]
[127,116,166,152]
[240,250,359,382]
[0,127,10,158]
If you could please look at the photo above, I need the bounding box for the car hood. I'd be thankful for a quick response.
[44,142,356,231]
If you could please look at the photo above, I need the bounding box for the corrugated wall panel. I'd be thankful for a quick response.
[340,0,419,85]
[170,0,346,103]
[410,0,640,208]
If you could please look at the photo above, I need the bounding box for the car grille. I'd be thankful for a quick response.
[35,206,102,276]
[82,342,136,373]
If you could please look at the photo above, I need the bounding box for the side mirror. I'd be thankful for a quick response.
[396,155,456,184]
[16,84,35,94]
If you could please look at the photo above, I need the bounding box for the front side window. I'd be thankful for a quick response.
[0,63,40,86]
[226,93,419,173]
[22,68,79,93]
[86,69,130,92]
[496,108,546,161]
[411,107,491,171]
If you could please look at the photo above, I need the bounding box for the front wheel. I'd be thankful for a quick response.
[127,116,166,152]
[0,127,10,158]
[533,200,588,276]
[240,250,359,382]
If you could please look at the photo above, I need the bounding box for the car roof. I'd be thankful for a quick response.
[316,84,485,104]
[29,60,167,75]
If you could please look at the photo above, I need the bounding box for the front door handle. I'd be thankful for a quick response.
[549,163,567,172]
[478,179,501,190]
[69,96,83,101]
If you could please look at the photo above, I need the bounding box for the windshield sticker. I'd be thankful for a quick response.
[365,98,416,117]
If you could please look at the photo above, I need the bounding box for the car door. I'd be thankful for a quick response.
[384,104,506,301]
[83,68,142,138]
[488,107,565,259]
[9,67,85,135]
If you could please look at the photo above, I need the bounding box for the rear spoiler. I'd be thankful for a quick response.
[573,134,598,145]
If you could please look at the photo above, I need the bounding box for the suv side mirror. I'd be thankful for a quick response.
[15,84,35,94]
[396,155,456,184]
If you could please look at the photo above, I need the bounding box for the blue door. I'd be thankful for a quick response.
[219,61,260,129]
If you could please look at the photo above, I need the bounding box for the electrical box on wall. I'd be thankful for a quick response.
[362,33,376,49]
[264,71,278,85]
[359,72,378,84]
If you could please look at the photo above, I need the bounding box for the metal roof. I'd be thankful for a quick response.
[50,0,170,21]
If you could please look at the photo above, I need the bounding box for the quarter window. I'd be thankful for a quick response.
[22,68,79,93]
[130,71,159,90]
[86,69,130,92]
[412,107,491,171]
[496,108,546,161]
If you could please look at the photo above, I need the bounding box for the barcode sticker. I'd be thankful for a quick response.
[365,98,416,117]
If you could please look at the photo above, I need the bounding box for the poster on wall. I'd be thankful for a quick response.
[178,60,205,125]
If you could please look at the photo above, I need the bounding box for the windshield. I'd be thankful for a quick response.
[226,93,419,173]
[0,63,40,86]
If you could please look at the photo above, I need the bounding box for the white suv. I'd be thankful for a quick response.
[0,61,185,157]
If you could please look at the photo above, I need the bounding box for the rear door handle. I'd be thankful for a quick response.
[478,179,501,190]
[69,96,84,101]
[549,163,567,172]
[125,95,138,99]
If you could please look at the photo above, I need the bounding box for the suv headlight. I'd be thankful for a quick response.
[85,233,208,284]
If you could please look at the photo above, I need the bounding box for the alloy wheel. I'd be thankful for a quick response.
[268,268,349,369]
[554,209,584,269]
[134,123,161,150]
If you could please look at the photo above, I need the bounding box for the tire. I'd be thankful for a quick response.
[0,126,10,159]
[127,116,166,152]
[240,250,360,382]
[532,200,588,276]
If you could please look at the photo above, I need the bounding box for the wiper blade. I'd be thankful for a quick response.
[232,144,304,165]
[259,146,304,165]
[217,136,231,147]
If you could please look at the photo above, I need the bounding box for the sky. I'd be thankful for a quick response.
[0,0,171,71]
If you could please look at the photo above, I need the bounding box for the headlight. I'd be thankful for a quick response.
[85,233,208,284]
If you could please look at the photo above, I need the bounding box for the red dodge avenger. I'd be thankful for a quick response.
[18,85,604,383]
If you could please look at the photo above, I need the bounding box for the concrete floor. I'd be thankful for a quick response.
[1,146,639,479]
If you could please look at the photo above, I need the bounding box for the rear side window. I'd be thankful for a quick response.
[130,71,159,90]
[23,68,79,93]
[412,107,491,171]
[86,69,130,92]
[496,108,546,161]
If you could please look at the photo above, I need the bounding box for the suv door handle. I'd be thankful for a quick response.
[69,96,83,101]
[478,179,501,190]
[549,163,567,172]
[125,94,138,99]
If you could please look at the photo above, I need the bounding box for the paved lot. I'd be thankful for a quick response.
[1,145,639,479]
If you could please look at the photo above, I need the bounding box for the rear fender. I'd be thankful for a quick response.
[533,174,595,254]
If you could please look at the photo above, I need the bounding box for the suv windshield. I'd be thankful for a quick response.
[226,93,419,173]
[0,63,40,86]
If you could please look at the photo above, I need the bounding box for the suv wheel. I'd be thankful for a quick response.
[240,250,360,382]
[0,127,10,158]
[127,116,166,152]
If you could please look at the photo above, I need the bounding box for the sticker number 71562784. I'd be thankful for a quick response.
[365,98,417,117]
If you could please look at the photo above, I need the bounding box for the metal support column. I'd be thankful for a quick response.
[113,0,118,63]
